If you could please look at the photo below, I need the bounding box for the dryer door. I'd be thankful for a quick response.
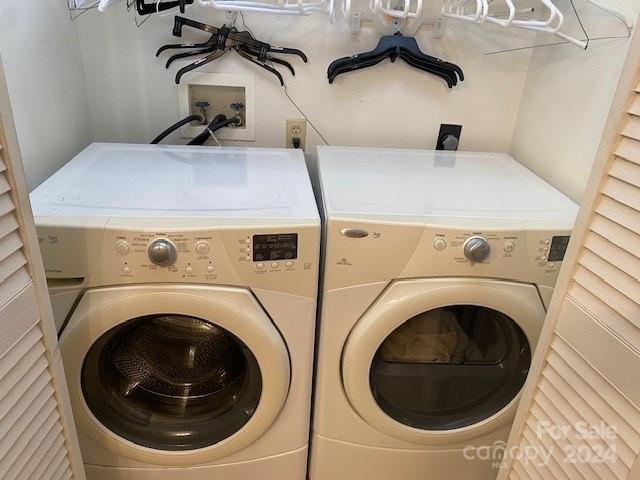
[342,278,546,445]
[60,284,290,466]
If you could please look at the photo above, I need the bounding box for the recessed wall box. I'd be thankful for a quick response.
[178,73,255,141]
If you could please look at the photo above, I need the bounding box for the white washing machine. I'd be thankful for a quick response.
[311,147,579,480]
[29,143,320,480]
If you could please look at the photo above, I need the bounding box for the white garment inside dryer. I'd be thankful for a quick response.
[380,308,483,363]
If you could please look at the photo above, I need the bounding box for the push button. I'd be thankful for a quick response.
[433,237,447,251]
[271,262,280,269]
[115,240,130,255]
[195,241,210,255]
[256,263,265,270]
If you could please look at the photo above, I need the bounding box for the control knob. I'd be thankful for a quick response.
[148,239,177,266]
[463,236,491,263]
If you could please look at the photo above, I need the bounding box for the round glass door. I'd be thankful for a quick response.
[81,314,262,451]
[369,306,531,431]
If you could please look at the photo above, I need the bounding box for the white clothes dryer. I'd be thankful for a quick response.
[311,147,578,480]
[30,143,320,480]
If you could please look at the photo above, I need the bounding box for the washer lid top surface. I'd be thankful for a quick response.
[30,143,318,221]
[317,146,578,228]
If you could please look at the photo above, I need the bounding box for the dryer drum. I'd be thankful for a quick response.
[81,314,262,451]
[369,306,531,431]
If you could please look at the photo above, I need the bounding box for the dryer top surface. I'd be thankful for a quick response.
[318,146,578,229]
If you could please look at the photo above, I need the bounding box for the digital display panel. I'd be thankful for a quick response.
[548,236,571,262]
[253,234,298,262]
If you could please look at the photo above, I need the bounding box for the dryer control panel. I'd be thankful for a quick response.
[324,219,573,290]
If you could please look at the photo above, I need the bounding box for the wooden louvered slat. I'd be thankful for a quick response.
[30,443,67,480]
[0,358,53,442]
[615,137,640,166]
[530,401,600,480]
[610,157,640,188]
[0,175,10,197]
[541,369,635,471]
[0,364,49,422]
[521,422,572,480]
[16,429,65,480]
[584,232,640,280]
[622,114,640,140]
[602,176,640,211]
[570,280,640,348]
[0,326,40,383]
[0,403,59,477]
[0,230,22,263]
[536,387,616,479]
[527,409,584,479]
[0,380,55,454]
[0,268,31,308]
[546,349,640,456]
[44,447,69,480]
[578,250,640,306]
[519,428,553,480]
[595,197,640,238]
[0,339,47,402]
[550,337,640,437]
[0,192,15,218]
[0,213,19,243]
[4,403,60,480]
[629,95,640,116]
[0,249,27,284]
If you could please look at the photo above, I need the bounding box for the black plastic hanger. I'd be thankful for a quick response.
[136,0,192,15]
[327,33,464,87]
[156,16,308,85]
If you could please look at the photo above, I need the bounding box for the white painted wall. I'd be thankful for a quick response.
[74,4,535,157]
[510,1,639,202]
[0,0,93,191]
[2,1,631,199]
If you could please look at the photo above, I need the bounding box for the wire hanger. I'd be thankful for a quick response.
[156,16,308,85]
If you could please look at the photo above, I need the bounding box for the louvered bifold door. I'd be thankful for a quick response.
[0,59,85,479]
[497,28,640,480]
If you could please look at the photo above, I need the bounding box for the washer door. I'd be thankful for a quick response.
[60,285,290,466]
[342,278,545,445]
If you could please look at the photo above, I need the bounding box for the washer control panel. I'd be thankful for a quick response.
[36,225,319,297]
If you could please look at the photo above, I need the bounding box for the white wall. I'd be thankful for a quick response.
[74,4,535,157]
[510,0,640,202]
[3,1,630,199]
[0,0,93,191]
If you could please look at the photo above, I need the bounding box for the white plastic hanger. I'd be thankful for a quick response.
[199,0,333,16]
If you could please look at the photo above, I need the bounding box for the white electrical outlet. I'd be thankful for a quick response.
[286,119,307,150]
